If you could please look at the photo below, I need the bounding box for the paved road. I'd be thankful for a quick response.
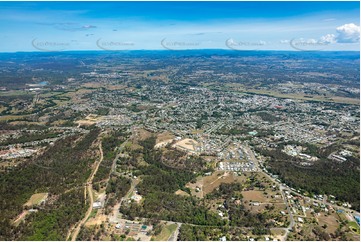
[244,146,294,241]
[108,138,360,241]
[69,142,103,241]
[279,185,294,241]
[262,169,360,215]
[260,169,360,240]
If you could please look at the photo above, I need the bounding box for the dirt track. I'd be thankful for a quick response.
[68,142,103,241]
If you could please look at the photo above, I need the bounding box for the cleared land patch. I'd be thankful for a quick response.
[152,223,178,241]
[242,190,268,203]
[172,138,199,153]
[175,189,190,197]
[24,193,48,207]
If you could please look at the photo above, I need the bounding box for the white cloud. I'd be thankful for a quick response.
[320,23,360,44]
[319,34,336,44]
[335,23,360,43]
[296,38,318,44]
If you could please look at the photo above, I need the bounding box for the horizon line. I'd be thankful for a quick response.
[0,49,360,54]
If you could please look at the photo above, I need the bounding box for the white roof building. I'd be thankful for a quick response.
[92,201,102,209]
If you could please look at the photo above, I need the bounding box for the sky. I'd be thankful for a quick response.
[0,1,359,52]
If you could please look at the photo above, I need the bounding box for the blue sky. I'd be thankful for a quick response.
[0,1,359,52]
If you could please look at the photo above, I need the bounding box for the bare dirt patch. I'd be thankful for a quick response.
[202,171,236,195]
[134,128,153,141]
[0,115,26,121]
[172,138,199,153]
[155,132,175,149]
[317,213,341,234]
[191,129,204,134]
[186,171,240,198]
[245,203,269,213]
[242,190,268,203]
[157,131,174,143]
[13,211,29,226]
[186,176,204,198]
[85,213,107,227]
[75,114,100,126]
[175,189,190,197]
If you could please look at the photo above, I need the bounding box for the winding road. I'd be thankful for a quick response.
[68,141,103,241]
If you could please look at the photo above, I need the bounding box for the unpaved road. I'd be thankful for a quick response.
[68,142,103,241]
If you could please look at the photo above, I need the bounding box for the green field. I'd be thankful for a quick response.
[152,224,178,241]
[348,221,360,234]
[0,90,33,96]
[24,193,48,207]
[87,209,97,221]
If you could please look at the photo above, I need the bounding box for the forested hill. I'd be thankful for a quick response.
[0,128,100,240]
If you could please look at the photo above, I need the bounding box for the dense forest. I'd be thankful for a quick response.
[93,129,128,184]
[0,128,100,240]
[178,224,257,241]
[178,224,232,241]
[103,175,131,215]
[20,189,87,240]
[257,146,360,210]
[119,136,225,226]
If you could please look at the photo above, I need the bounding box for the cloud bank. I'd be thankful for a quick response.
[320,23,360,44]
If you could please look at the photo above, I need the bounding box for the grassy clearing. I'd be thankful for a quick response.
[0,105,7,113]
[243,89,359,105]
[24,193,48,207]
[270,228,286,236]
[202,171,232,194]
[87,209,97,221]
[348,221,360,234]
[0,115,26,121]
[213,83,360,105]
[317,213,340,234]
[152,224,178,241]
[242,190,268,203]
[0,90,32,96]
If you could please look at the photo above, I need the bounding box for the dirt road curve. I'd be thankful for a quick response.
[69,142,103,241]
